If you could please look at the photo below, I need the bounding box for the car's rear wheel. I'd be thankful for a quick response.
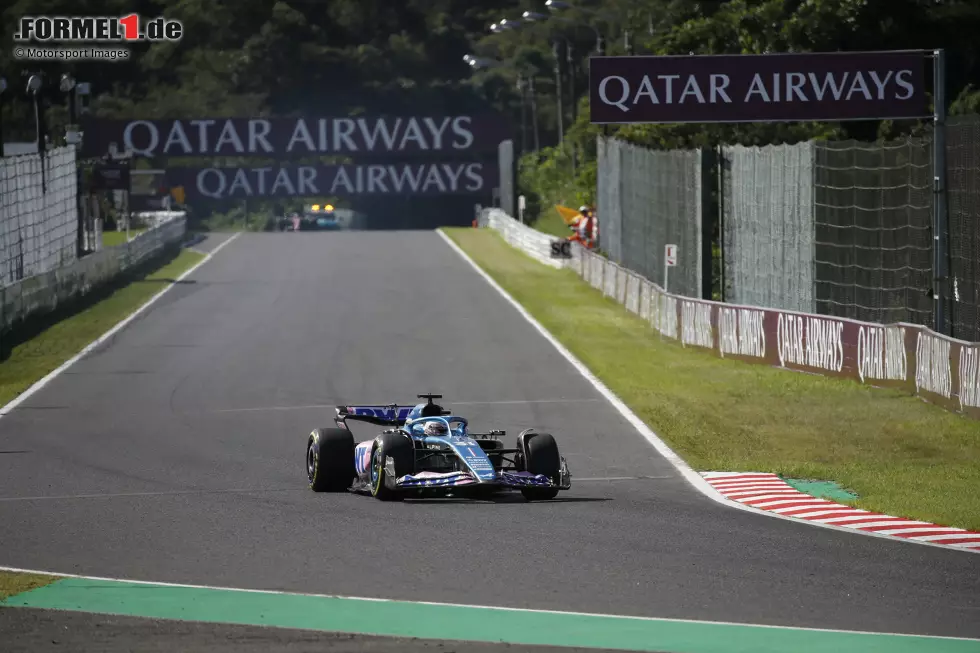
[307,428,355,492]
[519,432,561,501]
[370,432,415,501]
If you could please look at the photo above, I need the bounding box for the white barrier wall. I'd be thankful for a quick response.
[0,216,187,332]
[479,208,580,270]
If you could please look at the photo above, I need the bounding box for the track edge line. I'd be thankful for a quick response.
[0,232,242,418]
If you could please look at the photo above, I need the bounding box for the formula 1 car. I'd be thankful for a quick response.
[274,204,341,231]
[305,394,571,501]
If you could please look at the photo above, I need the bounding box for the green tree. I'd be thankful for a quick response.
[0,0,976,228]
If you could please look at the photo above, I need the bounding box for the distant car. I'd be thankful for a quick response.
[305,394,572,501]
[275,204,341,231]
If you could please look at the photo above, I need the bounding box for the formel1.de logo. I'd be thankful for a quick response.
[14,15,183,43]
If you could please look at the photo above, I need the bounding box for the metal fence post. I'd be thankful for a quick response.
[716,144,725,303]
[76,153,85,258]
[700,147,715,300]
[933,49,950,335]
[497,139,515,219]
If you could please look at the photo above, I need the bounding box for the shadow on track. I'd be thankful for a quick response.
[401,496,610,505]
[134,278,198,285]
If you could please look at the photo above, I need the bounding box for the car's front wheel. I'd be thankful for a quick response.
[519,432,561,501]
[370,432,414,501]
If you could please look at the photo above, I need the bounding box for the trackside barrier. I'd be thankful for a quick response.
[0,216,187,335]
[480,208,980,421]
[0,146,78,287]
[478,207,580,270]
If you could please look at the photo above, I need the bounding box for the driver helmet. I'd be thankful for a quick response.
[423,421,448,436]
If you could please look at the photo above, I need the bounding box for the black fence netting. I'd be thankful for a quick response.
[813,138,934,326]
[947,114,980,342]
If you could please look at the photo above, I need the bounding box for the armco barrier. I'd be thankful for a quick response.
[0,216,187,334]
[480,208,980,420]
[478,207,579,270]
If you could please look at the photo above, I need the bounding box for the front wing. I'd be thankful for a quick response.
[395,470,556,489]
[350,464,572,495]
[349,438,572,496]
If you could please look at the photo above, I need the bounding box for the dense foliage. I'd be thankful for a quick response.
[477,0,980,226]
[1,0,978,227]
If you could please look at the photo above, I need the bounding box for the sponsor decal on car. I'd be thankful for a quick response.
[453,444,495,479]
[348,406,414,421]
[354,441,373,474]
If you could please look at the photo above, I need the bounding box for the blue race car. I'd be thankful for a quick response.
[305,394,572,501]
[275,204,342,231]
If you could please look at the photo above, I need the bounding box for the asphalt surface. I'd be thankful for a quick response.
[0,608,630,653]
[0,231,978,640]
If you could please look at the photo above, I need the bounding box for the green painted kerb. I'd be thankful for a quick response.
[3,578,979,653]
[783,478,859,503]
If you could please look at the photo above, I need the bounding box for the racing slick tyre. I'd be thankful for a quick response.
[519,432,561,501]
[307,428,355,492]
[370,432,415,501]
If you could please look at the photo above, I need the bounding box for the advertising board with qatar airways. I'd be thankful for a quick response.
[590,51,928,124]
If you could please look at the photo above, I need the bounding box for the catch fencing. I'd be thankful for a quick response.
[596,137,704,299]
[719,137,936,326]
[598,121,979,340]
[947,115,980,342]
[0,144,192,337]
[811,138,934,327]
[480,207,980,420]
[721,142,816,313]
[0,146,78,287]
[0,215,187,334]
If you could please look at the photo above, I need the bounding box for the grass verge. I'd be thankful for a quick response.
[0,570,60,601]
[0,247,206,407]
[443,228,980,531]
[101,229,146,247]
[529,211,573,238]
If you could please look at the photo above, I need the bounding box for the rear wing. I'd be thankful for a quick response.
[335,405,409,427]
[334,404,449,428]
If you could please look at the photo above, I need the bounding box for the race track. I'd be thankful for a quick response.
[0,232,977,639]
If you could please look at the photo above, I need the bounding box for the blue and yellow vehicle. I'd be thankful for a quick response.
[305,394,572,501]
[275,204,342,231]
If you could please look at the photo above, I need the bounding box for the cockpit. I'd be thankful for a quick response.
[409,416,467,438]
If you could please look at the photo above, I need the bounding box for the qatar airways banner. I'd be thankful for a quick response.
[590,51,928,124]
[79,115,511,158]
[166,161,498,200]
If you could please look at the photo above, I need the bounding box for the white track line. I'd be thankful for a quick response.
[0,232,242,419]
[0,486,302,502]
[1,564,978,642]
[437,229,975,556]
